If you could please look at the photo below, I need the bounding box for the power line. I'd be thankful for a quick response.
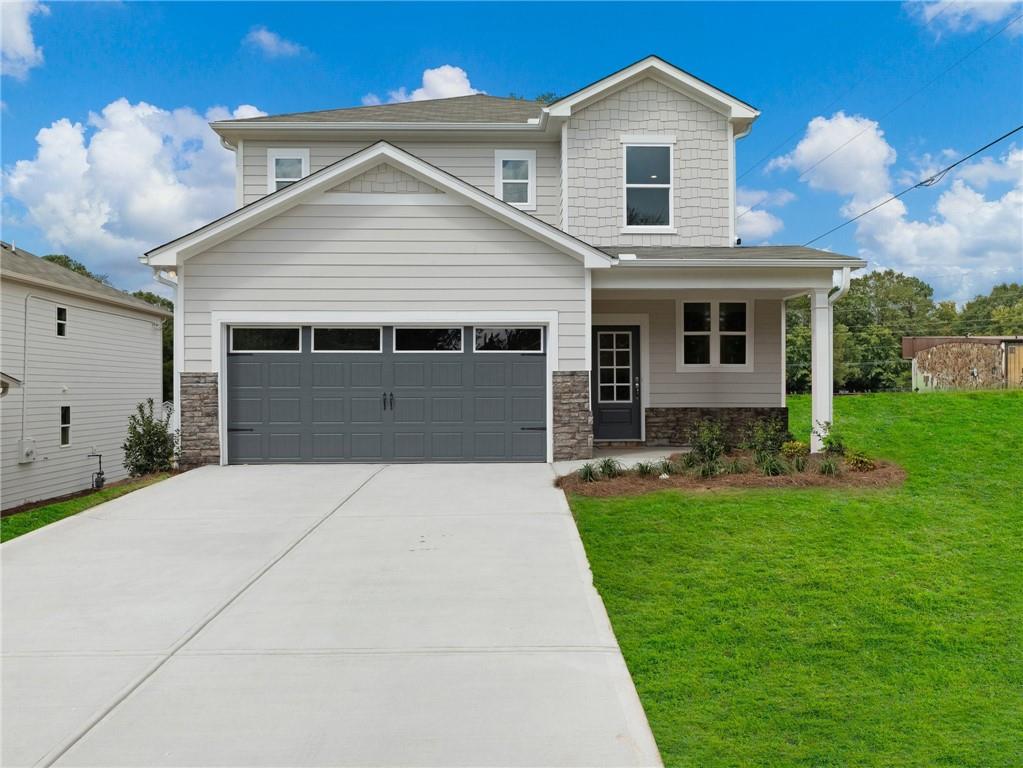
[737,9,1023,222]
[802,123,1023,246]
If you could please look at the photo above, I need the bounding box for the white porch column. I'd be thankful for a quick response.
[810,288,833,452]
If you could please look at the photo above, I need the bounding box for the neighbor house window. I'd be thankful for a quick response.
[312,327,382,352]
[59,406,71,447]
[623,141,673,229]
[267,148,310,193]
[494,150,536,210]
[679,300,752,368]
[474,327,543,352]
[56,306,67,337]
[230,327,301,352]
[394,327,463,353]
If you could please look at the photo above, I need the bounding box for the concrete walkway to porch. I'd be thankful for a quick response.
[553,445,689,477]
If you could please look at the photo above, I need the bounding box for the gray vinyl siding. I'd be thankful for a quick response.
[182,201,588,372]
[593,294,783,407]
[0,279,164,510]
[566,78,732,247]
[241,140,562,227]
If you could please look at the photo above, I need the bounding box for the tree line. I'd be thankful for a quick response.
[786,271,1023,393]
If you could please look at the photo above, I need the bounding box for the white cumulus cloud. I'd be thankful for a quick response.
[243,26,305,57]
[771,112,1023,302]
[3,99,266,289]
[1,1,49,79]
[362,64,482,106]
[735,187,795,241]
[907,0,1023,37]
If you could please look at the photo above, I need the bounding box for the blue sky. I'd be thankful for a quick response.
[2,1,1021,301]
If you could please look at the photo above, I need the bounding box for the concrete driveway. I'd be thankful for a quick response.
[2,464,660,767]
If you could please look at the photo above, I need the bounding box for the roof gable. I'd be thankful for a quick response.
[546,55,758,124]
[144,143,611,268]
[329,162,441,194]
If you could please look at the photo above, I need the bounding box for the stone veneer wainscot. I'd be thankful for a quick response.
[179,372,220,468]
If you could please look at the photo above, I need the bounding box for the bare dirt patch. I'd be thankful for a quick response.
[556,457,905,498]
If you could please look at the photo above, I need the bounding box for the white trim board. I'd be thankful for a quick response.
[210,310,559,465]
[592,313,650,442]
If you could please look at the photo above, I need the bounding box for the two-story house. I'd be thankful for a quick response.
[143,56,863,466]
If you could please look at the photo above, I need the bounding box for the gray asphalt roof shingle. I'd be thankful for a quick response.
[224,94,543,125]
[0,242,171,317]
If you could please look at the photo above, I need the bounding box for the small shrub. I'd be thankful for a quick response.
[597,456,624,479]
[846,450,876,472]
[781,440,809,461]
[658,458,678,476]
[793,455,808,473]
[818,457,840,476]
[743,419,789,461]
[724,457,750,475]
[679,451,699,469]
[689,419,727,464]
[634,461,657,477]
[697,459,723,478]
[757,453,789,477]
[123,398,177,476]
[577,462,599,483]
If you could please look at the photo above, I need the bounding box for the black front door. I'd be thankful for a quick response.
[591,326,641,440]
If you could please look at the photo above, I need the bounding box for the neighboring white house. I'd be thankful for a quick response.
[1,242,170,510]
[143,55,864,467]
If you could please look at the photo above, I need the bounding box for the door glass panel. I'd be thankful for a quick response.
[231,327,300,352]
[313,327,381,352]
[394,327,462,352]
[597,331,632,403]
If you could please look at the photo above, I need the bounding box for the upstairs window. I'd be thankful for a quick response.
[624,142,673,229]
[494,150,536,210]
[267,148,310,193]
[56,306,67,337]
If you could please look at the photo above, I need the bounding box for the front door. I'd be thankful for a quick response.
[591,326,641,440]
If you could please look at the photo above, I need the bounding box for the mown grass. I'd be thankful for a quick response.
[1,474,170,543]
[570,391,1023,766]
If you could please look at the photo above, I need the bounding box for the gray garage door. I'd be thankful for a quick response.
[226,325,546,463]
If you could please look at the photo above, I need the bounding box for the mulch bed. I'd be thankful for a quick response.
[556,455,905,498]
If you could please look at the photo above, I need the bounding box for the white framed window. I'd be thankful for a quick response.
[230,327,302,353]
[267,148,310,193]
[677,300,753,370]
[393,327,463,353]
[56,306,68,337]
[311,327,382,353]
[473,327,544,353]
[622,137,674,232]
[494,150,536,210]
[59,406,71,447]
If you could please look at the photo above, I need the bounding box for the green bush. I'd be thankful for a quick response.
[793,455,808,473]
[577,462,599,483]
[818,457,840,476]
[634,461,657,477]
[846,450,877,472]
[743,419,789,461]
[813,421,847,456]
[724,457,750,475]
[758,454,789,477]
[689,419,728,477]
[122,398,177,476]
[781,440,809,461]
[597,456,624,479]
[658,458,678,476]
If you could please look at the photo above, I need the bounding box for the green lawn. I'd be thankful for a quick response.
[1,474,170,543]
[570,391,1023,767]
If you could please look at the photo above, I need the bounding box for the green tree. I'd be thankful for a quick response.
[41,254,110,285]
[132,291,174,402]
[956,283,1023,335]
[990,299,1023,334]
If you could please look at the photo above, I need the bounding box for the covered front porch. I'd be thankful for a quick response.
[585,248,862,453]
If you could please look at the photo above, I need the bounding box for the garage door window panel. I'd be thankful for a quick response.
[473,327,543,353]
[231,327,301,353]
[394,327,463,353]
[312,327,382,352]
